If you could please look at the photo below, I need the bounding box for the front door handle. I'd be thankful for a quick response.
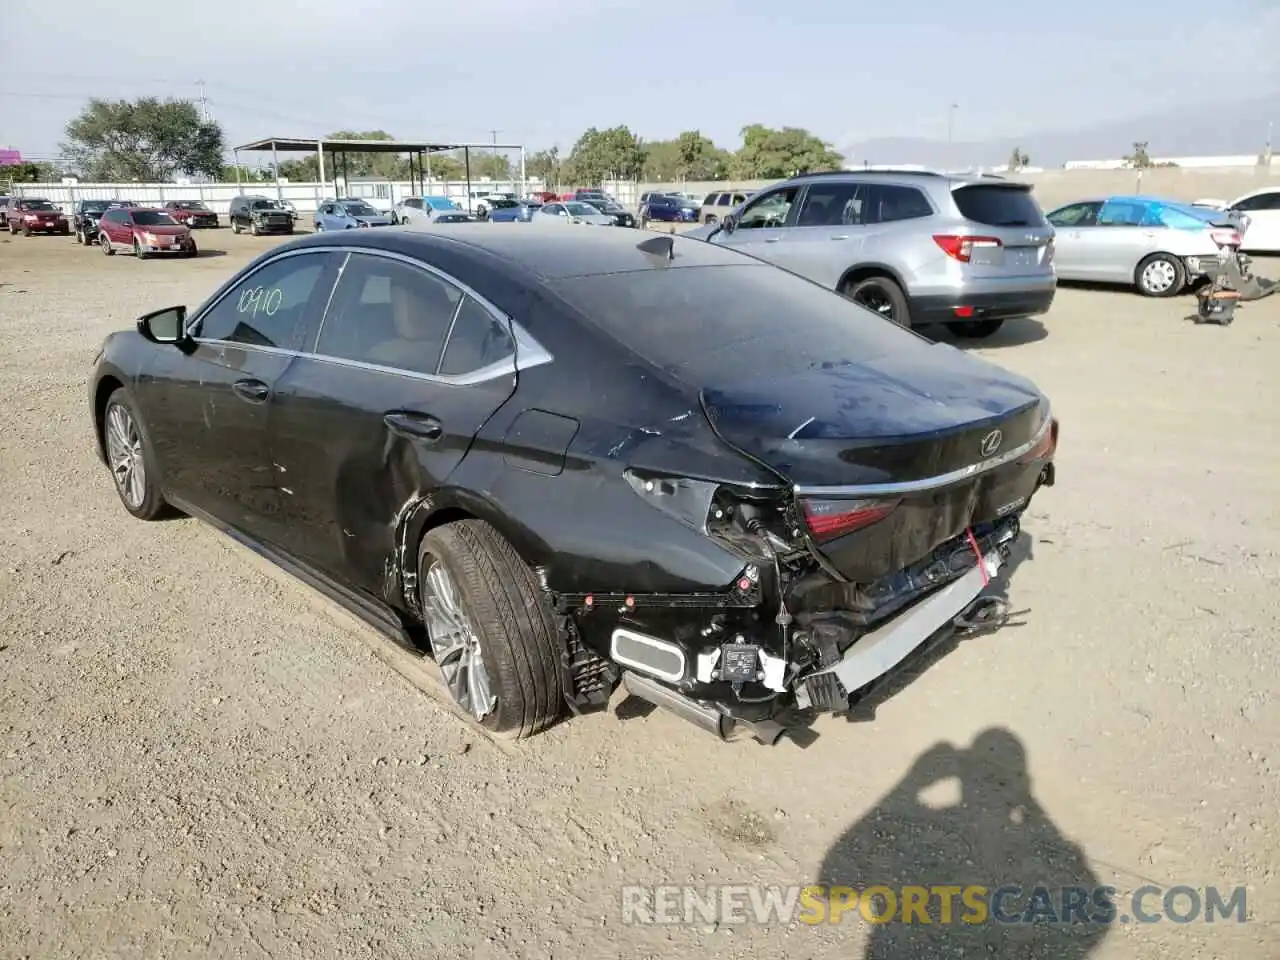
[830,234,849,240]
[232,378,270,403]
[763,236,781,243]
[384,411,444,442]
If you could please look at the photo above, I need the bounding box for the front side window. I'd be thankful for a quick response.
[1047,202,1101,227]
[196,252,335,350]
[315,254,462,376]
[736,187,798,229]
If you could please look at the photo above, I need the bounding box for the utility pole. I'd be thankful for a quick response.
[197,80,209,123]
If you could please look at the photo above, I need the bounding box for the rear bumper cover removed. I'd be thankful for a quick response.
[794,548,1002,710]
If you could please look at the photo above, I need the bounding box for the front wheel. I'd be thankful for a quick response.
[231,220,242,234]
[1136,253,1185,297]
[101,389,168,520]
[250,221,260,236]
[842,275,911,327]
[951,319,1006,339]
[100,234,115,255]
[418,520,565,739]
[134,239,147,260]
[185,239,198,258]
[705,214,718,225]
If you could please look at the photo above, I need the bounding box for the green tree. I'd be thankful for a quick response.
[526,146,562,185]
[1007,147,1030,172]
[731,124,844,179]
[469,151,511,179]
[61,97,224,181]
[5,160,59,183]
[221,163,271,183]
[641,139,682,181]
[675,130,730,180]
[565,126,645,184]
[424,152,465,181]
[1123,141,1153,169]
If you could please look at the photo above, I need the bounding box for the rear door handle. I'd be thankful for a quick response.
[232,378,270,403]
[383,411,444,442]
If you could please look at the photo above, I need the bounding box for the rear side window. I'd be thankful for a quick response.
[952,185,1045,227]
[439,296,515,376]
[1156,206,1211,230]
[315,254,462,375]
[862,184,933,224]
[797,182,862,226]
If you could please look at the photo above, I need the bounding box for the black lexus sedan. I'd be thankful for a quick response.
[89,227,1058,743]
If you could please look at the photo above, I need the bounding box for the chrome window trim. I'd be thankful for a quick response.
[183,244,553,386]
[792,408,1053,498]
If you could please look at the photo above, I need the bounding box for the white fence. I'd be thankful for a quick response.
[8,178,646,214]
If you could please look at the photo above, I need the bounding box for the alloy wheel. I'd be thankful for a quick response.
[1141,259,1177,294]
[104,403,146,509]
[854,284,896,321]
[421,561,497,720]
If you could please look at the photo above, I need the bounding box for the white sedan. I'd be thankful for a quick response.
[1193,190,1280,252]
[534,201,614,226]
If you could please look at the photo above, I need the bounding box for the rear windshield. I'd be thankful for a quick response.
[547,264,917,382]
[489,199,520,209]
[952,185,1045,227]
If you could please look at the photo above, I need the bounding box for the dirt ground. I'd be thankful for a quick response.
[1,227,1277,960]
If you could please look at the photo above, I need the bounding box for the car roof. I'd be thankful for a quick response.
[282,223,757,280]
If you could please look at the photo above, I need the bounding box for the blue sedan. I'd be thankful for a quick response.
[314,198,394,231]
[486,198,541,222]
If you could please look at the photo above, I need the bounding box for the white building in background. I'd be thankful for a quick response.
[1064,154,1269,170]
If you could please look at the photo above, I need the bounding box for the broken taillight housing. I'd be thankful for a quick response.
[1209,227,1242,248]
[933,234,1002,262]
[1017,418,1059,464]
[800,497,900,541]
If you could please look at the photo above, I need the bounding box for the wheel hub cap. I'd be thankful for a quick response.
[104,404,145,508]
[1143,260,1176,292]
[421,562,496,720]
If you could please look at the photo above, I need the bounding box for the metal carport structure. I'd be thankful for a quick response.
[231,136,528,206]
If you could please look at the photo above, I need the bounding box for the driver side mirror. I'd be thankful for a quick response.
[721,213,739,234]
[137,305,189,345]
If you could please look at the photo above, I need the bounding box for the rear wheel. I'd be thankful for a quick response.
[418,520,565,739]
[842,275,911,327]
[951,319,1006,338]
[1135,253,1185,297]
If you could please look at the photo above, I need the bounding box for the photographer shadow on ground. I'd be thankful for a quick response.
[817,728,1110,960]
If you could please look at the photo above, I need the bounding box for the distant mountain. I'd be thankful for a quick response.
[842,95,1280,168]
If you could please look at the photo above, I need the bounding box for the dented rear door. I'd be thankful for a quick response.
[268,251,518,599]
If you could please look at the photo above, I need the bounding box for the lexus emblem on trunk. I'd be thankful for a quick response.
[980,429,1003,457]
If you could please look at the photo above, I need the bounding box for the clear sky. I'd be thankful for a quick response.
[2,0,1278,159]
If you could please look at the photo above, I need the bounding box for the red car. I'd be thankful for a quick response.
[7,197,69,236]
[97,206,197,259]
[162,199,220,228]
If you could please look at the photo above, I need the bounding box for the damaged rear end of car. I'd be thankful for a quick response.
[542,257,1059,743]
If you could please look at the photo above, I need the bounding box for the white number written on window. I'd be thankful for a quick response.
[236,286,284,318]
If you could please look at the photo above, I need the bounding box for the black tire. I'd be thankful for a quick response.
[74,228,83,244]
[22,226,31,237]
[134,238,147,260]
[705,214,718,225]
[231,219,241,234]
[101,388,169,520]
[185,240,198,258]
[250,220,260,236]
[418,520,565,739]
[842,275,912,327]
[1135,253,1185,297]
[951,319,1005,338]
[100,234,115,256]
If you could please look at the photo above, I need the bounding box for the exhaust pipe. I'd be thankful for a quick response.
[621,671,733,740]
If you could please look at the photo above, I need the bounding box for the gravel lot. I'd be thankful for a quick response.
[1,227,1277,959]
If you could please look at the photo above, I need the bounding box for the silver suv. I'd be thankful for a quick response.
[684,170,1056,338]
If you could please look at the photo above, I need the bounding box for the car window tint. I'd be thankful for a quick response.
[197,253,334,349]
[1157,206,1210,230]
[1234,192,1280,212]
[797,182,862,226]
[862,184,934,224]
[438,296,515,376]
[951,185,1043,226]
[549,264,916,383]
[315,253,461,375]
[737,188,798,228]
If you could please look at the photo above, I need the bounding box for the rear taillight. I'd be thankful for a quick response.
[1209,228,1242,248]
[933,234,1002,262]
[1044,236,1055,264]
[1018,418,1059,464]
[800,498,900,541]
